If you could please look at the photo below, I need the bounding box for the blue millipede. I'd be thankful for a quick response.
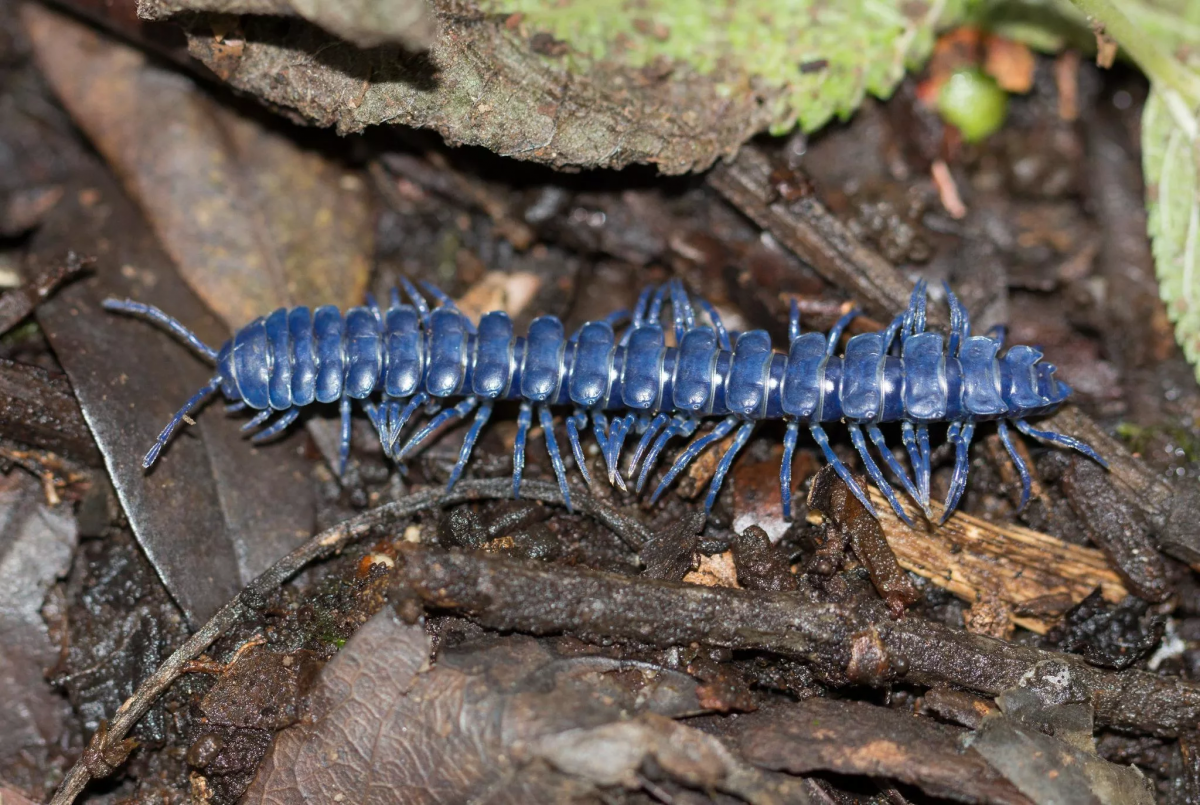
[103,278,1106,525]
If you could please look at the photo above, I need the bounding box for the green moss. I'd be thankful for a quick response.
[481,0,969,134]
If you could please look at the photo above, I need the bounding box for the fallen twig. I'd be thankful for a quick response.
[397,545,1200,738]
[707,144,939,325]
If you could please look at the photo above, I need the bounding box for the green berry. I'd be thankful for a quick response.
[937,68,1009,143]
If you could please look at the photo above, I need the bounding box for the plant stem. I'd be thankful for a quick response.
[1070,0,1200,108]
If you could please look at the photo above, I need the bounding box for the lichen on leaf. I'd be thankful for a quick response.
[165,0,967,173]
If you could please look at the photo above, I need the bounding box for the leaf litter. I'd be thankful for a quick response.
[2,4,1200,805]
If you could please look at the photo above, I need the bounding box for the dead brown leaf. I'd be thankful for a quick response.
[23,5,372,328]
[243,611,722,804]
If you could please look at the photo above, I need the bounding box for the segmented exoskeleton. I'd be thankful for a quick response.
[104,277,1105,524]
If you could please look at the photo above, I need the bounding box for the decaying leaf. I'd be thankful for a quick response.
[23,4,372,328]
[145,0,971,174]
[242,609,758,804]
[29,164,315,626]
[0,471,77,799]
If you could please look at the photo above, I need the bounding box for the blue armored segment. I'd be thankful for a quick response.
[781,332,826,419]
[232,317,271,409]
[473,311,513,398]
[287,307,316,406]
[841,332,886,422]
[344,307,382,399]
[383,307,422,397]
[1034,363,1070,407]
[1001,345,1043,410]
[216,341,236,399]
[901,331,946,421]
[521,316,565,402]
[673,326,717,413]
[621,325,665,410]
[569,320,614,407]
[726,330,772,417]
[959,336,1006,417]
[879,358,905,421]
[313,305,345,404]
[426,308,468,397]
[264,308,292,410]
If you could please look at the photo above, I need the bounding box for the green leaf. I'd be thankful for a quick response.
[1143,85,1200,381]
[477,0,969,135]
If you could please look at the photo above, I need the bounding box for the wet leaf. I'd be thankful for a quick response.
[735,697,1032,805]
[28,164,314,626]
[0,471,77,797]
[244,610,714,804]
[970,715,1154,805]
[23,4,372,328]
[162,0,968,174]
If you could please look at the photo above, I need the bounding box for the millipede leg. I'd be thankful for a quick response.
[788,298,801,343]
[694,296,732,351]
[388,288,403,311]
[539,405,574,512]
[142,378,221,468]
[597,309,630,331]
[240,408,272,433]
[646,283,670,325]
[851,425,915,527]
[824,307,861,357]
[591,411,610,463]
[867,425,926,519]
[418,280,456,309]
[900,421,926,505]
[939,422,975,524]
[445,401,492,491]
[365,292,382,319]
[565,409,592,486]
[901,279,928,341]
[396,397,476,460]
[627,285,655,332]
[649,416,738,505]
[881,313,905,354]
[337,396,353,476]
[780,420,800,519]
[605,413,636,491]
[387,393,428,459]
[636,416,698,493]
[251,408,299,443]
[399,277,431,324]
[419,280,476,333]
[673,278,696,327]
[101,299,219,362]
[363,400,385,443]
[943,281,970,356]
[997,420,1032,511]
[809,423,878,518]
[704,421,754,513]
[916,424,931,506]
[225,401,248,414]
[668,279,695,343]
[1012,418,1108,468]
[627,413,669,479]
[512,401,533,500]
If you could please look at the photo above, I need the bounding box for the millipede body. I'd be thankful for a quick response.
[103,278,1105,525]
